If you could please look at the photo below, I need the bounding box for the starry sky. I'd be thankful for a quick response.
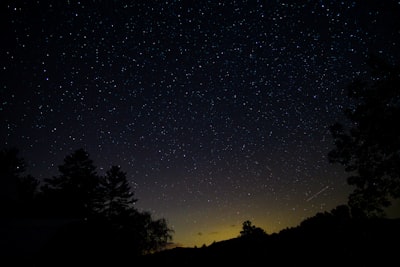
[1,0,400,247]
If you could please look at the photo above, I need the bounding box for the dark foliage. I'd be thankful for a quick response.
[2,146,398,266]
[95,165,137,218]
[329,56,400,217]
[0,147,40,217]
[144,205,400,267]
[239,220,267,237]
[0,147,173,266]
[41,148,99,218]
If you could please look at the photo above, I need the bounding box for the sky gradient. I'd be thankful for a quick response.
[1,0,400,247]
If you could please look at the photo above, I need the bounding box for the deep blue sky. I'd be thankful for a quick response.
[1,0,399,247]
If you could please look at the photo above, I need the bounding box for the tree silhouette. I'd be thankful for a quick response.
[16,174,39,216]
[95,165,137,218]
[0,147,25,203]
[0,147,39,217]
[41,148,99,218]
[127,211,174,254]
[37,148,174,257]
[0,147,175,262]
[240,220,266,237]
[144,214,174,253]
[329,56,400,217]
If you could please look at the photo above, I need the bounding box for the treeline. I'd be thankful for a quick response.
[145,206,400,266]
[0,147,173,265]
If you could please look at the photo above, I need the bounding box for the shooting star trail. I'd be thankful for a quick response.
[306,186,329,202]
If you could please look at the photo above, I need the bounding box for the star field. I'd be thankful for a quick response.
[1,0,399,247]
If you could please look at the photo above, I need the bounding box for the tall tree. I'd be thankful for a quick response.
[42,148,99,218]
[95,166,173,254]
[96,165,137,218]
[40,149,174,255]
[0,147,39,217]
[329,56,400,217]
[16,174,39,216]
[0,147,25,206]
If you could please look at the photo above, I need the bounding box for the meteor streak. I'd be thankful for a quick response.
[306,186,329,202]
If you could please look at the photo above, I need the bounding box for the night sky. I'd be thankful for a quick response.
[1,0,400,247]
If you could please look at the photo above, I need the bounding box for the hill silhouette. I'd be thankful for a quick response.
[1,143,399,266]
[142,213,400,266]
[3,207,398,266]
